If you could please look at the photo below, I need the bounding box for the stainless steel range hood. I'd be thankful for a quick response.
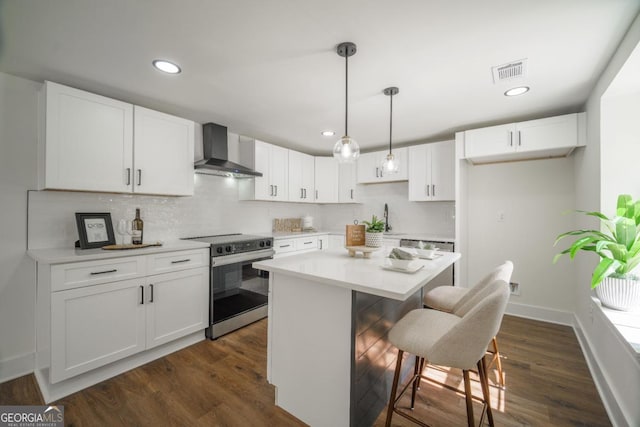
[194,123,263,178]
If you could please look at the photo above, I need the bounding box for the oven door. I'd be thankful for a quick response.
[209,249,274,338]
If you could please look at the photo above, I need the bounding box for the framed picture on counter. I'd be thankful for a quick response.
[75,212,116,249]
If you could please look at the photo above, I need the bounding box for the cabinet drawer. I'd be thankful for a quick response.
[295,236,318,251]
[274,239,297,254]
[147,249,208,275]
[51,256,146,292]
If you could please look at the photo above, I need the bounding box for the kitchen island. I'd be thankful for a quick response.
[253,248,460,427]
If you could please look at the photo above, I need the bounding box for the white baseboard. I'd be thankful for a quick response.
[0,352,34,384]
[505,301,574,325]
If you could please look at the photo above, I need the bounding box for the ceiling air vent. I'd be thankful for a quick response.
[492,59,527,83]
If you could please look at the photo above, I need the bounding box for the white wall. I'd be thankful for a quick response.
[575,13,640,427]
[465,158,576,319]
[0,73,39,381]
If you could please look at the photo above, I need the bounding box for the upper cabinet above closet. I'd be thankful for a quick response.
[39,81,195,196]
[463,112,586,164]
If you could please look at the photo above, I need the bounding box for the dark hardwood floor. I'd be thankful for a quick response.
[0,315,611,426]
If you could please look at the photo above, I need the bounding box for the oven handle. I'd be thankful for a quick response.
[211,249,275,267]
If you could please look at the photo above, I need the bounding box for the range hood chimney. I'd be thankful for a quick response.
[194,123,263,178]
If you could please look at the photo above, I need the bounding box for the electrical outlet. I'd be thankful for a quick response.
[509,281,520,296]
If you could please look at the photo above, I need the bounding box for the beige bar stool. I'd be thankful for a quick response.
[385,279,510,427]
[424,260,513,387]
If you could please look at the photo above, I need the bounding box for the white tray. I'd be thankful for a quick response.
[381,263,424,274]
[416,253,443,260]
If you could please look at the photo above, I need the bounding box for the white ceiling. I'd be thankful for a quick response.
[1,0,639,155]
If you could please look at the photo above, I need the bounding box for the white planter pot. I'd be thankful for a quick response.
[595,276,640,311]
[365,232,383,248]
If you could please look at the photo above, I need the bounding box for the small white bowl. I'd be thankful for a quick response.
[387,258,415,270]
[415,248,438,258]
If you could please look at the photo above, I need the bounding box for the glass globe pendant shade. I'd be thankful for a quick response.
[381,153,399,174]
[333,135,360,163]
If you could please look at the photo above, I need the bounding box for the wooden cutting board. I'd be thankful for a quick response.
[102,243,163,250]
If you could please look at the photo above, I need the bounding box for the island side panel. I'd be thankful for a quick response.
[351,290,422,427]
[269,272,353,427]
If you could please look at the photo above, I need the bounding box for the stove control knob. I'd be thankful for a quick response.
[216,247,223,254]
[266,240,272,247]
[225,246,232,253]
[259,241,265,247]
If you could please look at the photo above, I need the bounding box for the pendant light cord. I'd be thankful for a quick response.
[345,53,349,137]
[389,92,393,154]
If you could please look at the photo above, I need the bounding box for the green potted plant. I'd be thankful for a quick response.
[363,215,385,248]
[554,194,640,311]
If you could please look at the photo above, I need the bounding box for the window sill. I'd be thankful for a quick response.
[592,297,640,360]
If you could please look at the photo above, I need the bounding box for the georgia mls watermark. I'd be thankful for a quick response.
[0,406,64,427]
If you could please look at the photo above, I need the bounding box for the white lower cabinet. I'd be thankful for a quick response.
[46,249,208,383]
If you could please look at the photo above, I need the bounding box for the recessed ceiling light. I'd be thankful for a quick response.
[152,59,181,74]
[321,130,335,136]
[504,86,530,96]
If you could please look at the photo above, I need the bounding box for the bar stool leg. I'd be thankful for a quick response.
[478,356,495,426]
[410,355,420,409]
[462,370,475,427]
[385,350,404,427]
[491,337,505,387]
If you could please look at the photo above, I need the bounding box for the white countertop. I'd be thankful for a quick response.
[28,240,210,264]
[324,230,455,243]
[269,231,330,239]
[254,248,460,300]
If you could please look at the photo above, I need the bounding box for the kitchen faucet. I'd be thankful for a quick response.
[384,203,391,232]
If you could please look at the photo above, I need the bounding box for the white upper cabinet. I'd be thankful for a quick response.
[133,106,194,196]
[239,137,289,201]
[357,147,408,184]
[288,150,315,203]
[43,81,134,193]
[338,162,358,203]
[41,81,195,195]
[463,113,585,164]
[314,157,338,203]
[408,140,455,201]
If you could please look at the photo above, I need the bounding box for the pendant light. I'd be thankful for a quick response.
[333,42,360,163]
[381,86,399,174]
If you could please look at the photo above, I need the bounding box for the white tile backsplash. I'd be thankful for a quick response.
[27,176,454,249]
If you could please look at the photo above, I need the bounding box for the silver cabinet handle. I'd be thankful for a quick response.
[274,185,278,196]
[509,131,513,147]
[303,241,313,245]
[270,185,274,196]
[375,167,379,178]
[171,259,191,264]
[319,239,323,250]
[315,190,318,199]
[280,244,291,248]
[149,284,154,303]
[350,189,354,199]
[426,185,430,197]
[126,168,131,186]
[432,184,435,197]
[90,269,117,275]
[518,130,522,146]
[304,188,307,199]
[301,188,304,199]
[140,285,144,305]
[137,169,142,186]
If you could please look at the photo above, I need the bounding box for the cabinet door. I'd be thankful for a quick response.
[270,144,289,201]
[314,157,339,203]
[133,106,195,196]
[464,123,515,158]
[430,140,455,201]
[338,162,357,203]
[252,140,272,200]
[408,145,429,201]
[356,152,380,184]
[288,150,315,203]
[50,278,146,383]
[516,113,578,153]
[145,267,208,349]
[44,81,133,193]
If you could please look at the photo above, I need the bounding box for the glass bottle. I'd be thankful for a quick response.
[132,208,144,245]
